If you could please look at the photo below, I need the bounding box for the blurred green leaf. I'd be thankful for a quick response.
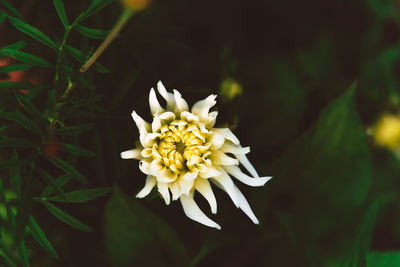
[367,0,396,18]
[0,41,26,51]
[104,186,189,267]
[8,16,57,49]
[0,159,28,171]
[0,0,23,20]
[64,45,110,73]
[16,94,44,123]
[0,136,37,148]
[46,187,111,203]
[1,111,42,136]
[0,179,16,233]
[0,64,31,73]
[39,200,93,232]
[75,25,110,39]
[0,49,52,67]
[80,0,114,22]
[10,149,21,197]
[27,216,59,259]
[53,0,69,28]
[41,175,71,198]
[55,123,94,135]
[46,156,88,184]
[257,83,372,265]
[0,10,6,25]
[62,143,96,157]
[0,81,32,90]
[36,168,66,200]
[367,252,400,266]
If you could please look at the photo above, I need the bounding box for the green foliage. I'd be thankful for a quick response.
[1,110,42,135]
[27,216,59,259]
[62,143,96,157]
[46,157,88,184]
[45,187,111,203]
[75,25,110,39]
[53,0,69,29]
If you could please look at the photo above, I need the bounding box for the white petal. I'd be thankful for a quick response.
[192,94,217,122]
[170,182,182,200]
[235,153,259,178]
[196,178,217,214]
[149,88,165,115]
[136,175,156,198]
[180,193,221,229]
[141,148,153,158]
[181,111,199,123]
[138,160,151,175]
[198,166,220,178]
[211,169,239,207]
[220,143,250,155]
[157,81,176,111]
[205,111,218,128]
[144,133,161,147]
[213,128,240,145]
[209,132,225,150]
[173,89,189,113]
[211,150,239,166]
[232,183,259,224]
[121,149,142,159]
[223,165,271,187]
[131,111,150,132]
[157,182,170,205]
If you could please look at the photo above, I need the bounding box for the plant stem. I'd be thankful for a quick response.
[80,9,133,73]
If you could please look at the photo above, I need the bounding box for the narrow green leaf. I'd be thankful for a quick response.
[35,168,66,200]
[62,143,96,157]
[16,94,44,123]
[46,156,87,184]
[75,25,110,39]
[0,81,32,90]
[64,45,109,73]
[0,159,28,170]
[0,41,26,51]
[0,10,6,24]
[53,0,69,28]
[0,136,37,148]
[10,149,21,197]
[0,0,23,19]
[79,0,114,22]
[28,216,59,259]
[17,241,29,267]
[0,64,31,73]
[8,16,57,49]
[0,239,18,266]
[55,123,94,135]
[1,111,42,136]
[0,179,16,232]
[367,252,400,266]
[41,175,71,197]
[40,200,93,232]
[0,49,52,67]
[46,187,111,203]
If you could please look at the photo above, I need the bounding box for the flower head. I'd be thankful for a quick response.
[121,81,272,229]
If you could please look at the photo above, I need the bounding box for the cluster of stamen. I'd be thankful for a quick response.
[156,120,210,174]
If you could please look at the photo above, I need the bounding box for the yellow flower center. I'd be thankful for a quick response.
[156,121,210,174]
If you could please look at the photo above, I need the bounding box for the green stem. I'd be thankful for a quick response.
[80,9,133,73]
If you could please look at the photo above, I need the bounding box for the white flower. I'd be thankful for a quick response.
[121,81,272,229]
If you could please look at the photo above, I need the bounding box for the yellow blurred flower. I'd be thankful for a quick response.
[121,81,271,229]
[371,114,400,149]
[219,78,243,101]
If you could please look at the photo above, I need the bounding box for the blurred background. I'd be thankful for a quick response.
[1,0,400,266]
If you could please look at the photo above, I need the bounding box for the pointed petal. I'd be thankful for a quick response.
[138,160,151,175]
[220,143,250,155]
[233,183,259,224]
[211,169,239,207]
[198,166,220,178]
[136,175,157,198]
[173,89,189,113]
[121,149,142,159]
[223,165,272,187]
[170,182,182,200]
[213,128,240,145]
[205,111,218,128]
[192,94,217,122]
[149,88,165,115]
[211,150,239,165]
[235,153,259,178]
[180,193,221,229]
[157,182,170,205]
[157,81,176,111]
[196,178,217,214]
[131,111,150,132]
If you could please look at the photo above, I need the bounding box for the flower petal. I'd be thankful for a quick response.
[180,193,221,229]
[173,89,189,113]
[136,175,156,198]
[232,183,259,224]
[192,94,217,122]
[211,169,239,207]
[198,166,220,178]
[220,143,250,155]
[213,128,240,145]
[158,181,170,205]
[211,150,239,165]
[170,182,182,200]
[223,165,272,187]
[157,81,176,111]
[196,178,217,214]
[235,153,259,178]
[139,160,151,175]
[131,111,150,132]
[205,111,218,128]
[149,88,165,115]
[121,149,142,159]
